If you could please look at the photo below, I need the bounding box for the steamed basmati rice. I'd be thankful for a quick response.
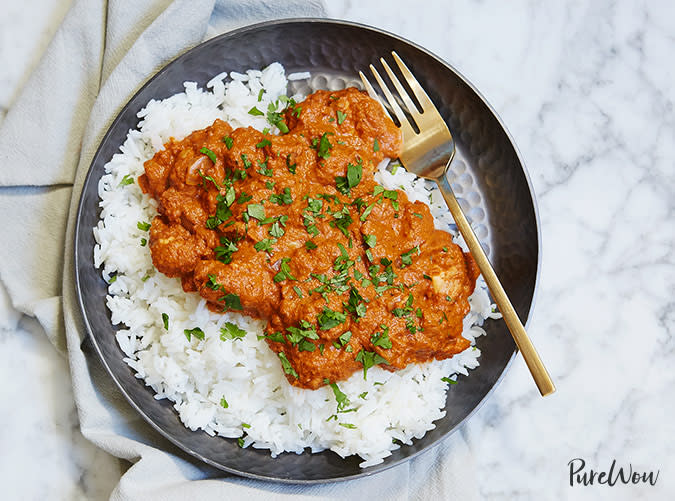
[94,62,497,467]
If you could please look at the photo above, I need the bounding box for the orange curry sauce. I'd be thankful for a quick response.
[139,88,479,389]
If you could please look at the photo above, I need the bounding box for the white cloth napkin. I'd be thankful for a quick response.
[0,1,479,498]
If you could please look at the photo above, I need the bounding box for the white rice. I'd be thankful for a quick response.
[94,62,496,468]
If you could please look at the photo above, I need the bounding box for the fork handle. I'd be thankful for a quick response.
[437,175,555,396]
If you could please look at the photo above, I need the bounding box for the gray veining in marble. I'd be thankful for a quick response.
[1,0,673,499]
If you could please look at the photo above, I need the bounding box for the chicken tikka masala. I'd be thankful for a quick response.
[139,88,480,389]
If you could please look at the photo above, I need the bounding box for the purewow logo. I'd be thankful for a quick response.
[568,458,659,487]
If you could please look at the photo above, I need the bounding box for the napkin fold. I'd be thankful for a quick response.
[0,1,480,498]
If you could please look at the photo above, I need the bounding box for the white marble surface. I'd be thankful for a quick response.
[1,0,673,499]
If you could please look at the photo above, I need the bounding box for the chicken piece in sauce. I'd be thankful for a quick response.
[139,88,480,389]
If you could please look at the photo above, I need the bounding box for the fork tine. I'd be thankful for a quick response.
[391,51,435,113]
[379,57,421,120]
[365,65,415,137]
[358,71,382,103]
[360,70,408,134]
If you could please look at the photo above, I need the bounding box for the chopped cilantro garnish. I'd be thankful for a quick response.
[161,313,169,330]
[247,203,265,220]
[241,154,252,169]
[261,331,285,344]
[270,187,293,205]
[274,257,297,282]
[137,221,151,231]
[371,326,392,349]
[119,174,134,186]
[347,160,362,188]
[355,349,389,379]
[199,147,217,164]
[400,246,420,267]
[219,292,242,310]
[303,214,319,236]
[265,100,290,133]
[184,327,205,341]
[286,155,297,174]
[305,240,318,250]
[198,170,222,190]
[335,159,363,194]
[256,138,272,148]
[256,157,273,176]
[360,201,376,221]
[337,110,347,125]
[237,192,252,204]
[331,206,353,237]
[214,235,239,264]
[206,273,221,290]
[344,287,366,318]
[293,286,303,298]
[317,307,347,330]
[358,391,368,399]
[278,352,298,379]
[248,106,264,116]
[326,380,350,413]
[286,320,318,345]
[363,234,376,248]
[254,238,276,252]
[220,397,229,408]
[337,330,352,347]
[140,238,147,246]
[298,339,316,352]
[339,423,357,429]
[269,221,285,238]
[316,132,334,159]
[307,197,323,214]
[441,377,458,385]
[222,135,233,149]
[373,138,380,152]
[220,322,247,341]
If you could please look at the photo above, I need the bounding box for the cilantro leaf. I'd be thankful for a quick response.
[278,352,299,379]
[220,322,247,341]
[119,174,134,186]
[273,257,297,282]
[355,349,389,379]
[317,307,347,330]
[247,203,265,220]
[184,327,205,341]
[200,147,217,164]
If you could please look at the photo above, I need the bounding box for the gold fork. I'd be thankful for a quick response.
[360,52,555,396]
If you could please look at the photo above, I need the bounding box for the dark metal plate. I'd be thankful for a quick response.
[74,19,540,483]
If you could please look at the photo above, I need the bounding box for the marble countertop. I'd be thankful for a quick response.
[1,0,673,499]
